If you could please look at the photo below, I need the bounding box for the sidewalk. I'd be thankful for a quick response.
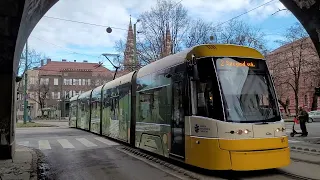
[281,151,320,179]
[0,145,37,180]
[33,120,68,127]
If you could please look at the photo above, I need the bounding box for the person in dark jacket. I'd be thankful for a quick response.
[298,106,308,137]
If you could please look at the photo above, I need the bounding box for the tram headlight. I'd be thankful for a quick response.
[276,127,285,132]
[244,129,249,134]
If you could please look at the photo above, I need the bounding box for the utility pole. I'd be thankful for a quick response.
[60,72,64,120]
[133,22,137,70]
[23,40,28,124]
[133,19,140,70]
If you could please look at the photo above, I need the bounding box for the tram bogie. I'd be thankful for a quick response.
[69,44,290,171]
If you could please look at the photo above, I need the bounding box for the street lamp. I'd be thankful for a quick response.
[133,19,140,70]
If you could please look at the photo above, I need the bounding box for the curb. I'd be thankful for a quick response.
[290,145,320,154]
[29,147,38,180]
[16,145,38,180]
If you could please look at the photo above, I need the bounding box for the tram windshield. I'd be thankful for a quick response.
[214,57,280,123]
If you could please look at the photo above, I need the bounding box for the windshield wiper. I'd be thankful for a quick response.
[255,121,269,125]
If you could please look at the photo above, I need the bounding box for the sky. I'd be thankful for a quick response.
[27,0,300,70]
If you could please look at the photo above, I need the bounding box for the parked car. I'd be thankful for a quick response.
[308,110,320,122]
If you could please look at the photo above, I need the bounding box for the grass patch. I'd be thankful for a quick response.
[16,122,57,128]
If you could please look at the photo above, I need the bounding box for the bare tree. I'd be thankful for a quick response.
[18,47,46,76]
[28,80,50,117]
[272,23,317,114]
[217,20,268,54]
[113,39,126,68]
[137,0,189,64]
[184,19,219,48]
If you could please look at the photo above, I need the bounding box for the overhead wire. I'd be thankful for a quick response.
[34,0,280,68]
[213,0,278,28]
[30,35,100,58]
[43,16,127,31]
[41,0,278,31]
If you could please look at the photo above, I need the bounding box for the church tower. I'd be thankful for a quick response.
[161,23,172,58]
[123,16,135,70]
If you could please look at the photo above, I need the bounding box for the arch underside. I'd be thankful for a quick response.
[10,0,320,70]
[280,0,320,57]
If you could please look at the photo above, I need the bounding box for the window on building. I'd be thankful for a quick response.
[29,77,36,85]
[65,91,71,99]
[79,79,82,85]
[51,92,61,100]
[40,78,49,85]
[95,79,100,86]
[82,79,85,85]
[88,79,91,86]
[54,78,59,85]
[64,79,71,85]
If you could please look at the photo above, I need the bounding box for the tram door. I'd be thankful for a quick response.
[170,80,185,158]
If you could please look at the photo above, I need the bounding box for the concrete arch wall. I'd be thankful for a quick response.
[0,0,58,159]
[0,0,319,159]
[280,0,320,58]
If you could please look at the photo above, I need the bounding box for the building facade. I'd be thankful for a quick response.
[266,37,320,115]
[16,18,173,120]
[17,59,113,119]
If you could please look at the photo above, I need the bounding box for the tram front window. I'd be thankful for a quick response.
[215,57,280,123]
[194,58,224,120]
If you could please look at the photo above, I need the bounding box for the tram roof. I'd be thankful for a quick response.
[137,44,264,78]
[92,84,104,94]
[78,89,92,99]
[70,95,79,102]
[103,71,135,90]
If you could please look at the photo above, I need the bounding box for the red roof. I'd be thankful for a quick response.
[39,61,113,77]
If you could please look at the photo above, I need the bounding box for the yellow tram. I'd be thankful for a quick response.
[69,44,290,171]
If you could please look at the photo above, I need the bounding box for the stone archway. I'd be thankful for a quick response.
[280,0,320,57]
[0,0,319,159]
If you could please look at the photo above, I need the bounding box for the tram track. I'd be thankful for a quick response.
[276,169,319,180]
[117,145,320,180]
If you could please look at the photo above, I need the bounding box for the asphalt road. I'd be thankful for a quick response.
[15,121,320,180]
[16,127,181,180]
[285,122,320,146]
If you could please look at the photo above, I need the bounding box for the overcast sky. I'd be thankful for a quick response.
[27,0,299,70]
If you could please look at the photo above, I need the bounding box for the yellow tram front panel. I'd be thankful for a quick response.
[184,116,291,171]
[185,136,232,170]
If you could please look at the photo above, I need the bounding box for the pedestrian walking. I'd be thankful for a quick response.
[297,106,308,137]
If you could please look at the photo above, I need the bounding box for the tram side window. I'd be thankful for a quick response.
[103,93,110,108]
[110,97,119,120]
[138,87,168,124]
[173,81,184,125]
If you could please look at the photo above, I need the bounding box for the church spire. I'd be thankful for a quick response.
[162,23,172,58]
[123,15,135,71]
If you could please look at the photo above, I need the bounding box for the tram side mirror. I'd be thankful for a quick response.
[192,65,200,81]
[187,55,200,81]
